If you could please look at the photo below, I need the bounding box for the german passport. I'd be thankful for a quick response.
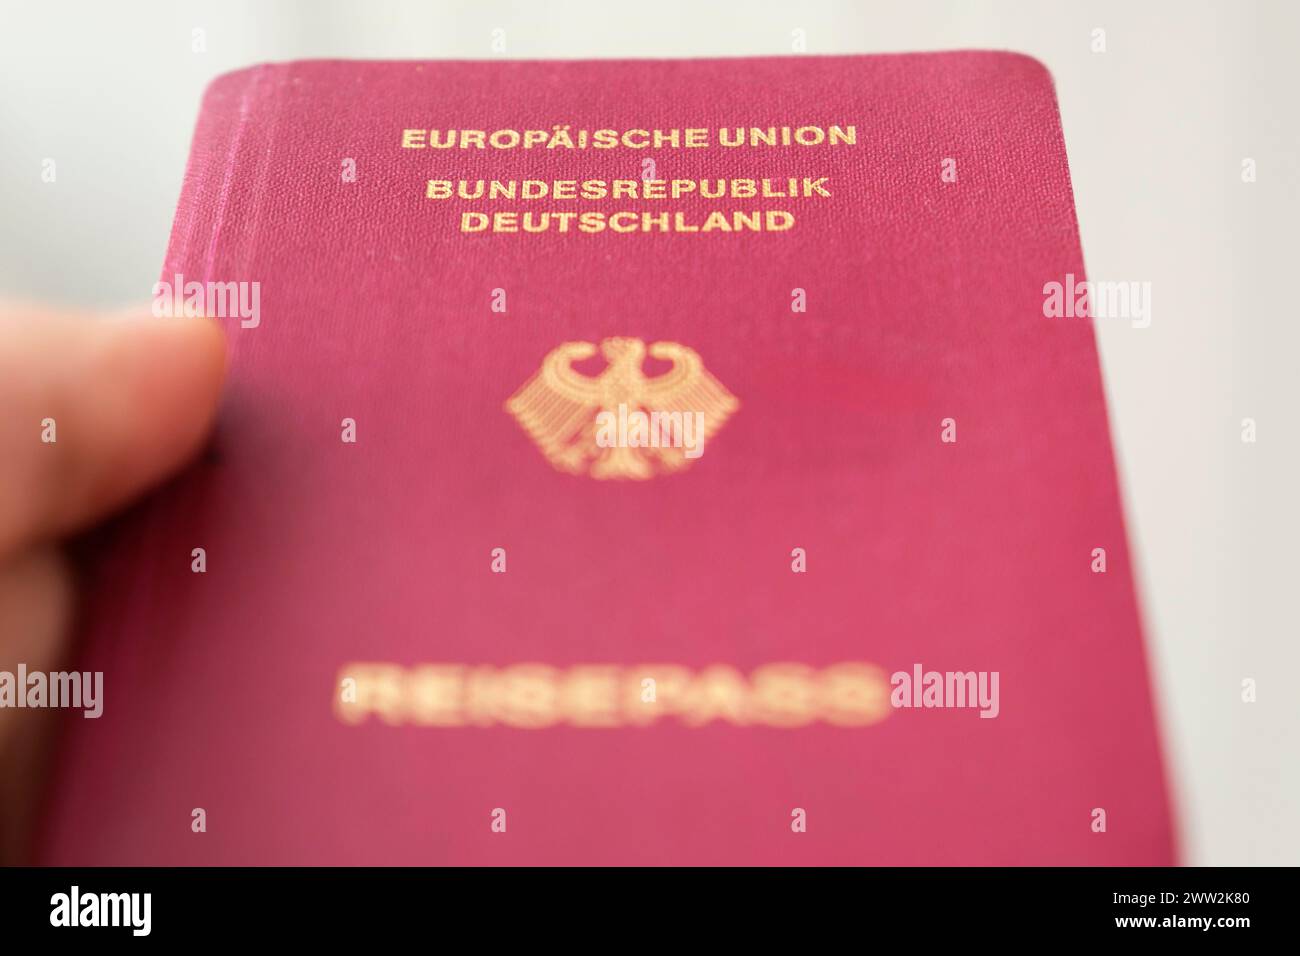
[41,53,1175,865]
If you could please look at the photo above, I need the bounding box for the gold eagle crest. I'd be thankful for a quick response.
[505,338,739,480]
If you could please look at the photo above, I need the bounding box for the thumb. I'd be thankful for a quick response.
[0,304,227,559]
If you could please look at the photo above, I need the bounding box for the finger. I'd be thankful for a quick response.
[0,305,226,557]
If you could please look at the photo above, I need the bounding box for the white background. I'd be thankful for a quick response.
[1,0,1296,865]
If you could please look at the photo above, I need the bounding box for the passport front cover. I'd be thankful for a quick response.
[41,52,1175,865]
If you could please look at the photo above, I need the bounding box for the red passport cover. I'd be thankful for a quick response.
[41,53,1175,865]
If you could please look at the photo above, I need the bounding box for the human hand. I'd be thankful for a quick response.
[0,305,225,863]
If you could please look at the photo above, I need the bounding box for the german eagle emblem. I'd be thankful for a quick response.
[505,338,739,480]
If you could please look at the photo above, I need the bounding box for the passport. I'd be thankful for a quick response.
[40,53,1176,865]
